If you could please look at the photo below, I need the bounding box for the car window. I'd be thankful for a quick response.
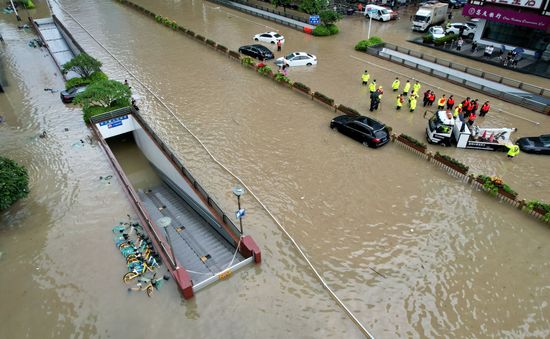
[274,34,282,38]
[261,34,270,37]
[307,54,314,58]
[76,87,87,93]
[350,123,369,133]
[374,130,387,138]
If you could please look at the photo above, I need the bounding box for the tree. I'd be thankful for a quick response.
[272,0,291,10]
[0,157,29,210]
[299,0,325,15]
[319,9,342,26]
[74,80,131,109]
[62,53,102,79]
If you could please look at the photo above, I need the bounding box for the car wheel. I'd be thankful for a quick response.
[306,63,312,66]
[362,141,372,148]
[467,33,474,39]
[270,41,275,44]
[254,38,259,41]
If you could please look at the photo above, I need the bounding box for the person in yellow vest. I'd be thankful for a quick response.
[412,81,421,96]
[361,70,370,85]
[453,104,462,118]
[391,77,400,92]
[437,94,447,110]
[409,94,417,112]
[505,143,520,158]
[396,94,404,110]
[369,79,377,93]
[402,80,411,96]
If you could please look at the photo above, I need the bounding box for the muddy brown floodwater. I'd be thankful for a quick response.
[1,0,549,338]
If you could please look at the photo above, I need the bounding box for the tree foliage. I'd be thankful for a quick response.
[272,0,291,9]
[299,0,325,14]
[62,53,102,78]
[319,9,342,25]
[74,80,131,109]
[0,157,29,210]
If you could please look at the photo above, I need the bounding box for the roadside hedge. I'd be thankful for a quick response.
[65,71,108,90]
[354,36,383,51]
[313,24,339,36]
[0,156,29,210]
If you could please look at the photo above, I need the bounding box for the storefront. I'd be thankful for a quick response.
[464,0,550,56]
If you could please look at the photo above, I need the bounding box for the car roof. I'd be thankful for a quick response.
[250,44,271,51]
[354,116,385,130]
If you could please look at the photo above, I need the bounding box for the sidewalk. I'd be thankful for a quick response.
[409,37,550,79]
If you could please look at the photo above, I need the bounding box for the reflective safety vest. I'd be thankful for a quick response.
[447,98,455,106]
[481,104,490,113]
[453,106,461,117]
[413,83,421,93]
[438,97,446,106]
[369,82,376,92]
[362,73,370,82]
[392,80,400,90]
[507,145,520,157]
[409,97,417,110]
[396,96,403,107]
[403,82,411,93]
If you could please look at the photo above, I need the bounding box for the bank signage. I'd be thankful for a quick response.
[484,0,543,9]
[464,4,550,29]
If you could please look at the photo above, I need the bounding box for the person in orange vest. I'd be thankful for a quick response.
[472,99,479,114]
[467,100,475,115]
[461,97,471,114]
[446,95,455,110]
[479,101,490,117]
[396,94,404,110]
[428,91,435,106]
[467,111,477,127]
[437,94,446,110]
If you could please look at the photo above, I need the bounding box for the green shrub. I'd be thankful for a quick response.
[476,175,517,198]
[155,15,162,23]
[257,65,272,76]
[526,200,550,221]
[65,71,108,90]
[337,104,360,117]
[422,34,433,44]
[354,36,384,51]
[313,91,334,106]
[293,82,310,93]
[434,33,457,46]
[273,73,290,83]
[241,56,255,66]
[0,157,29,210]
[19,0,35,9]
[398,134,427,149]
[313,24,339,36]
[435,152,469,173]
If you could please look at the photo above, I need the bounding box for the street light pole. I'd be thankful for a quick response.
[232,185,246,235]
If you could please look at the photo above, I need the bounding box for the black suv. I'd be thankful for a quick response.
[330,115,390,148]
[238,44,274,60]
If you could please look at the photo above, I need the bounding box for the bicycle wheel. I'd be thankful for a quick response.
[123,271,138,284]
[146,285,154,297]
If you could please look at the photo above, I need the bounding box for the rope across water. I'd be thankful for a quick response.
[51,1,374,337]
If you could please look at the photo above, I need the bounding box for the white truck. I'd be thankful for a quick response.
[412,2,448,32]
[425,110,516,151]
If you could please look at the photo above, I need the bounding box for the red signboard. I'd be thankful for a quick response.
[463,4,550,29]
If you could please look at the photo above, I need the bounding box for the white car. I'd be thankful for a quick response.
[428,26,446,40]
[275,52,317,67]
[253,31,285,45]
[446,23,476,39]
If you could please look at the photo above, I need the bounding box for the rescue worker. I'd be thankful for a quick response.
[423,90,431,107]
[472,99,479,114]
[409,94,417,113]
[378,86,384,100]
[428,91,435,106]
[446,95,455,110]
[479,101,490,117]
[396,94,404,110]
[391,77,400,92]
[467,111,477,127]
[369,79,377,93]
[370,90,381,111]
[505,143,520,159]
[402,80,411,96]
[437,94,446,110]
[412,81,421,96]
[361,70,370,85]
[466,100,475,115]
[453,104,462,119]
[461,97,471,114]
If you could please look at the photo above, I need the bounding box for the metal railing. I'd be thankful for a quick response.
[366,44,550,114]
[382,42,550,98]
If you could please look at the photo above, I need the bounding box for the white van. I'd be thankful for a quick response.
[364,5,392,22]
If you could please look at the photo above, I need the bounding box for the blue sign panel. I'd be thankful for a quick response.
[309,15,320,25]
[235,208,246,219]
[108,121,123,128]
[99,115,128,126]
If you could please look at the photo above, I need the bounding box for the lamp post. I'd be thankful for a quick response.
[232,185,245,234]
[157,216,178,269]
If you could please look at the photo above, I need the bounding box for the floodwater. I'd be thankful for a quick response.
[1,0,549,338]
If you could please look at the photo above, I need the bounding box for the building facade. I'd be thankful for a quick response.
[464,0,550,56]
